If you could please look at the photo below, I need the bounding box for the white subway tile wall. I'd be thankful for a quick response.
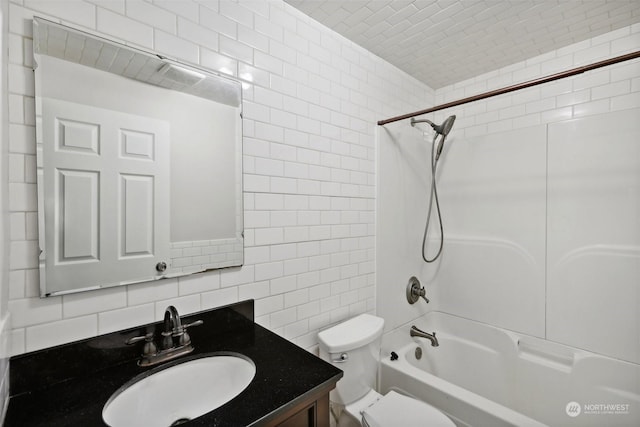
[6,0,431,355]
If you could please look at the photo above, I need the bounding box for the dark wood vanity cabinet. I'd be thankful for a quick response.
[262,387,332,427]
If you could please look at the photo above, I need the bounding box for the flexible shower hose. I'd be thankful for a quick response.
[422,133,444,263]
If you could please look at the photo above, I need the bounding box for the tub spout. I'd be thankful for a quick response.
[410,325,439,347]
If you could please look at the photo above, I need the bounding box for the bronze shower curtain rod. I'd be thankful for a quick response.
[377,50,640,126]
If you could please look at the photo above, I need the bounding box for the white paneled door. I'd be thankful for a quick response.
[41,98,170,294]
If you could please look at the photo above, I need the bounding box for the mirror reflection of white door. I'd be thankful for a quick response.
[41,98,170,294]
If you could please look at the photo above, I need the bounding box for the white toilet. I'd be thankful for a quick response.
[318,314,455,427]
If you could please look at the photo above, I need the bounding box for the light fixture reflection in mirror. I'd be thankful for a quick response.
[33,17,244,297]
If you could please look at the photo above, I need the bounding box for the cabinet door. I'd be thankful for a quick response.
[277,403,314,427]
[274,394,330,427]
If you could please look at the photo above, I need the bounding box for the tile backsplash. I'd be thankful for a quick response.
[6,0,431,354]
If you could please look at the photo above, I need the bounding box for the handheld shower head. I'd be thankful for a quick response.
[410,115,457,137]
[437,115,456,138]
[411,115,457,161]
[410,116,457,263]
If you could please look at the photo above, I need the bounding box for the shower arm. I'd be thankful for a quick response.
[410,117,441,136]
[410,117,436,128]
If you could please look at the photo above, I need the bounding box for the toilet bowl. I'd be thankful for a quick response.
[318,314,454,427]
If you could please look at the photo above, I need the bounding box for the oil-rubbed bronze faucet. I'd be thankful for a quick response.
[410,325,439,347]
[127,305,203,367]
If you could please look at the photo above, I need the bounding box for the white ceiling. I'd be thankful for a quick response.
[284,0,640,88]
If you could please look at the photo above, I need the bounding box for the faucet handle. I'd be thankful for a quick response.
[171,319,203,337]
[182,319,203,329]
[126,332,157,356]
[126,332,154,345]
[176,319,203,346]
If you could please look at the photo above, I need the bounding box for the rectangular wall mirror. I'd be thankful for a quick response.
[33,17,244,297]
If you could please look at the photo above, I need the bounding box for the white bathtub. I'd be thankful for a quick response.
[379,312,640,427]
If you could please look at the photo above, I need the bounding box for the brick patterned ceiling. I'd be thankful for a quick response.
[285,0,640,88]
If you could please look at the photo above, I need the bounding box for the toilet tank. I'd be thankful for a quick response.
[318,314,385,405]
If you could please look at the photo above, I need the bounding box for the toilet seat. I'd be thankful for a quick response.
[344,389,382,420]
[361,391,455,427]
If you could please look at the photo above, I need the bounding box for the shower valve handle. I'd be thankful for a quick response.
[406,276,429,305]
[413,286,429,304]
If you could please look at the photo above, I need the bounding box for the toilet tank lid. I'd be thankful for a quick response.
[318,314,385,353]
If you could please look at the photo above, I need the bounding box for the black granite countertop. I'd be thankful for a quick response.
[5,300,342,426]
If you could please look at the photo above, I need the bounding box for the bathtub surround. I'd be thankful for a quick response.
[380,312,639,427]
[5,0,431,354]
[378,23,640,364]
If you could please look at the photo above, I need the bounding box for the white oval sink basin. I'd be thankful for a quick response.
[103,354,256,427]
